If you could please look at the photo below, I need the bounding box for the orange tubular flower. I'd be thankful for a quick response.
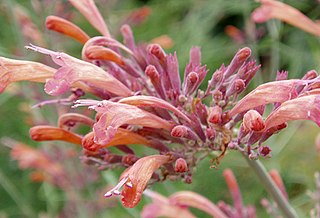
[0,57,55,93]
[105,155,171,208]
[252,0,320,37]
[46,15,90,44]
[85,45,126,67]
[82,129,152,151]
[29,125,82,145]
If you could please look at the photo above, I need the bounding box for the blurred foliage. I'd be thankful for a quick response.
[0,0,320,217]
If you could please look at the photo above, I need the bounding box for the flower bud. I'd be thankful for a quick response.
[258,145,272,158]
[206,127,216,140]
[208,106,222,124]
[148,44,166,63]
[174,158,188,173]
[243,110,265,132]
[226,79,245,96]
[171,125,198,141]
[183,71,199,95]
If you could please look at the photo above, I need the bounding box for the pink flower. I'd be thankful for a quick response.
[264,94,320,130]
[74,99,174,145]
[229,78,318,117]
[242,110,265,132]
[143,189,227,218]
[25,44,133,97]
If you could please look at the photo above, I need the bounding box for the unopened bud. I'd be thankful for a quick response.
[148,44,166,63]
[184,175,192,184]
[175,158,188,173]
[226,79,245,96]
[258,145,272,158]
[183,71,199,95]
[171,125,197,141]
[243,110,265,132]
[208,106,222,124]
[302,70,318,80]
[206,127,216,140]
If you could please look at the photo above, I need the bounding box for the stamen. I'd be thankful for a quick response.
[104,192,112,198]
[104,176,129,198]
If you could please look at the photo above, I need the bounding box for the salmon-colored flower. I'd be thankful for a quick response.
[105,155,171,208]
[10,142,67,187]
[264,94,320,130]
[118,95,191,123]
[25,44,132,97]
[69,0,110,37]
[143,189,227,218]
[229,78,319,117]
[0,57,55,93]
[74,99,173,145]
[142,190,196,218]
[82,129,153,151]
[252,0,320,37]
[46,15,90,44]
[29,125,82,145]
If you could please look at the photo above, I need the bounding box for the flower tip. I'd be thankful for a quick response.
[104,192,112,198]
[238,47,251,61]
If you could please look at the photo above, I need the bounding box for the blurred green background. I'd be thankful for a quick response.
[0,0,320,217]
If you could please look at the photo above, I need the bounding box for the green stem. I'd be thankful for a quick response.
[242,154,298,218]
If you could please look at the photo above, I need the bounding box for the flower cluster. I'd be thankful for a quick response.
[1,0,320,209]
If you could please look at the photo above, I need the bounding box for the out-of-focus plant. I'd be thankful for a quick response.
[1,0,320,217]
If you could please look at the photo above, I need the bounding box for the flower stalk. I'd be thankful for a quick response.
[242,154,298,218]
